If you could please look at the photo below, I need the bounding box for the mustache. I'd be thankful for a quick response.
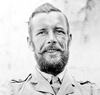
[39,45,63,54]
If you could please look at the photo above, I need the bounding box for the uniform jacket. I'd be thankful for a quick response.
[0,69,100,95]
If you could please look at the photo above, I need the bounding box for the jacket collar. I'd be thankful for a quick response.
[30,68,75,95]
[57,70,75,95]
[30,68,54,94]
[36,66,66,83]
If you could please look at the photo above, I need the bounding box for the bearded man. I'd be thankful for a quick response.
[0,2,99,95]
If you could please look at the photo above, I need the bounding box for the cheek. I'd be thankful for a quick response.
[35,37,46,51]
[57,36,67,48]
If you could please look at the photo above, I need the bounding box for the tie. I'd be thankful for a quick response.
[50,76,61,94]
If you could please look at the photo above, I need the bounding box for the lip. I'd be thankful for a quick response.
[43,49,61,53]
[39,46,63,55]
[46,49,58,53]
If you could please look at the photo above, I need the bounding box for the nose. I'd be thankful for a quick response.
[47,31,57,45]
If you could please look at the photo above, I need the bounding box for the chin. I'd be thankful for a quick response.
[35,51,69,76]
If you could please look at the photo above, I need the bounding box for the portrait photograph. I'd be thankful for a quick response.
[0,0,100,95]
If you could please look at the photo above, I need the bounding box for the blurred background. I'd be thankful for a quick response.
[0,0,100,85]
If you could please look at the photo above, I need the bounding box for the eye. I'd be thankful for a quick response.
[38,31,44,35]
[37,29,47,35]
[56,30,66,35]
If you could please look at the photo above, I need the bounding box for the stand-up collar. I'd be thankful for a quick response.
[30,67,75,95]
[36,66,66,83]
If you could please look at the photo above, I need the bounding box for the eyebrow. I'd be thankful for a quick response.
[54,26,64,30]
[38,28,47,32]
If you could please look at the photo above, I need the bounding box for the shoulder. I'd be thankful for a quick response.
[69,75,92,94]
[90,82,100,95]
[0,74,32,95]
[68,74,92,89]
[78,81,92,93]
[73,78,100,95]
[0,81,13,95]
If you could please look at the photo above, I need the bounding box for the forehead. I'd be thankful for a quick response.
[30,12,67,30]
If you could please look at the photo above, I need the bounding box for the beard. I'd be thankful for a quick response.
[35,49,69,76]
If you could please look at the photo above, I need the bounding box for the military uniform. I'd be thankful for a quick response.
[0,69,100,95]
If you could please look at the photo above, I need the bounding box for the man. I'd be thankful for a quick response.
[0,2,99,95]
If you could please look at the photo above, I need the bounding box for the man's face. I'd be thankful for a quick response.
[29,12,70,75]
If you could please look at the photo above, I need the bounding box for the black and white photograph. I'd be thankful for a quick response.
[0,0,100,95]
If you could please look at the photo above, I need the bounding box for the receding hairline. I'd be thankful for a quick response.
[28,3,69,35]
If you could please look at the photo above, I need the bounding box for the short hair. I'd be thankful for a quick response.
[28,3,69,36]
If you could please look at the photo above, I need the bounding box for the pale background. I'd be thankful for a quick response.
[0,0,100,85]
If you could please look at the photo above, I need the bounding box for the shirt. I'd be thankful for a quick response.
[36,66,66,83]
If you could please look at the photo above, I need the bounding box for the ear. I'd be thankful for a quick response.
[68,34,72,46]
[27,37,35,51]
